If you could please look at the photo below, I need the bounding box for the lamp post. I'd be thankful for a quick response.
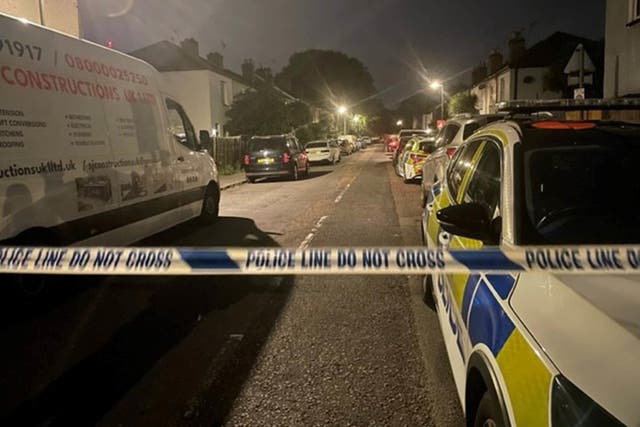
[430,81,445,121]
[337,105,348,135]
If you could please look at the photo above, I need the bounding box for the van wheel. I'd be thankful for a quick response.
[474,390,506,427]
[6,230,61,301]
[200,184,220,223]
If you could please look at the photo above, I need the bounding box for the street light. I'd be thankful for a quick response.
[430,81,445,122]
[337,105,348,134]
[396,120,403,127]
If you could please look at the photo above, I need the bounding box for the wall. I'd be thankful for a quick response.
[471,69,510,114]
[208,73,235,136]
[514,67,562,100]
[604,0,640,97]
[161,71,212,134]
[0,0,79,36]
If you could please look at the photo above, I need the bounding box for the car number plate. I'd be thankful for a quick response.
[258,158,274,164]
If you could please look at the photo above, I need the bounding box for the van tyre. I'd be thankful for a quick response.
[200,184,220,223]
[473,390,506,427]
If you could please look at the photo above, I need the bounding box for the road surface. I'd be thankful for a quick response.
[0,144,464,426]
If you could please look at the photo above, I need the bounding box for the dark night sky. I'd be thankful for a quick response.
[80,0,605,106]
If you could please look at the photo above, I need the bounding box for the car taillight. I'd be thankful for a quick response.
[282,152,291,163]
[243,154,250,165]
[446,147,457,158]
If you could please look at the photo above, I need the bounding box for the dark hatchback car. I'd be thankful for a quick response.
[243,135,310,182]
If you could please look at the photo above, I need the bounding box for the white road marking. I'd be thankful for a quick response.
[334,175,358,203]
[298,215,329,250]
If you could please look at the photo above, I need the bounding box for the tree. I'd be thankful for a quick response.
[448,92,479,116]
[225,85,311,136]
[275,50,382,116]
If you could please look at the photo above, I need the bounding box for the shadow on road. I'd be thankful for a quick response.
[0,216,294,426]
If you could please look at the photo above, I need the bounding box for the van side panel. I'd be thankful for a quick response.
[0,14,203,243]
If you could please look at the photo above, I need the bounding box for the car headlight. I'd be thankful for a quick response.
[551,375,624,427]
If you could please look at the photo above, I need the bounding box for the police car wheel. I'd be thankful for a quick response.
[201,184,220,223]
[474,391,505,427]
[422,274,436,310]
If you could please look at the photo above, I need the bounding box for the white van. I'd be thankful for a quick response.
[0,13,219,249]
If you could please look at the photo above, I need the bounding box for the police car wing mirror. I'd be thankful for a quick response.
[436,203,496,245]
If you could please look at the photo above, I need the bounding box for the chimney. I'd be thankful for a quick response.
[241,59,255,83]
[508,32,526,65]
[486,49,504,75]
[207,52,224,68]
[472,64,488,85]
[256,67,273,85]
[180,38,199,58]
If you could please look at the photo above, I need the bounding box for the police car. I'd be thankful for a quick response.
[421,100,640,427]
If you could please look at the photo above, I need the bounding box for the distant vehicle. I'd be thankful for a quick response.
[384,134,399,152]
[395,137,436,182]
[422,107,640,427]
[243,135,310,182]
[338,135,357,155]
[420,115,504,206]
[392,129,432,166]
[305,140,341,164]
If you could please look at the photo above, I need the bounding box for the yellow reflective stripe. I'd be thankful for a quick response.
[496,329,552,427]
[456,142,486,204]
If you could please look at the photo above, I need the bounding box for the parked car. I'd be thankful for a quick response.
[305,140,341,164]
[339,135,357,155]
[395,137,436,182]
[421,110,640,427]
[384,134,399,152]
[243,135,310,182]
[420,114,504,206]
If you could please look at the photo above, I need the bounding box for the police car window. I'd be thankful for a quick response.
[166,99,197,151]
[464,141,501,213]
[447,140,482,200]
[519,127,640,244]
[463,123,481,140]
[443,124,460,145]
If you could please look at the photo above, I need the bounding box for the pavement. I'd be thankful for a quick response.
[219,172,247,191]
[0,145,464,426]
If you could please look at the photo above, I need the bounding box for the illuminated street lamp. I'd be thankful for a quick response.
[430,81,445,121]
[337,105,348,134]
[396,120,404,127]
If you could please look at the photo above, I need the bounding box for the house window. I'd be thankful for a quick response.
[630,0,640,22]
[221,81,230,106]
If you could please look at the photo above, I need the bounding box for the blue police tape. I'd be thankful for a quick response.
[1,246,640,275]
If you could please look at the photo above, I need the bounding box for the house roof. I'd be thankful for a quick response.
[129,41,250,85]
[512,31,603,69]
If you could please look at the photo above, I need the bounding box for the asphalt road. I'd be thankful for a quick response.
[0,144,464,426]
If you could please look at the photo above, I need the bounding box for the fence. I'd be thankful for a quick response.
[206,137,248,171]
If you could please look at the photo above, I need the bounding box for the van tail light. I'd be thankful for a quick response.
[282,152,291,163]
[446,147,457,158]
[243,154,250,165]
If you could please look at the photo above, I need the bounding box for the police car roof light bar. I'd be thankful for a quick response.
[497,98,640,113]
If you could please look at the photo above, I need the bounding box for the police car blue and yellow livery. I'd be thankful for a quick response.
[422,117,639,426]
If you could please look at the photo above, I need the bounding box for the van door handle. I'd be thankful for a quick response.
[177,156,185,162]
